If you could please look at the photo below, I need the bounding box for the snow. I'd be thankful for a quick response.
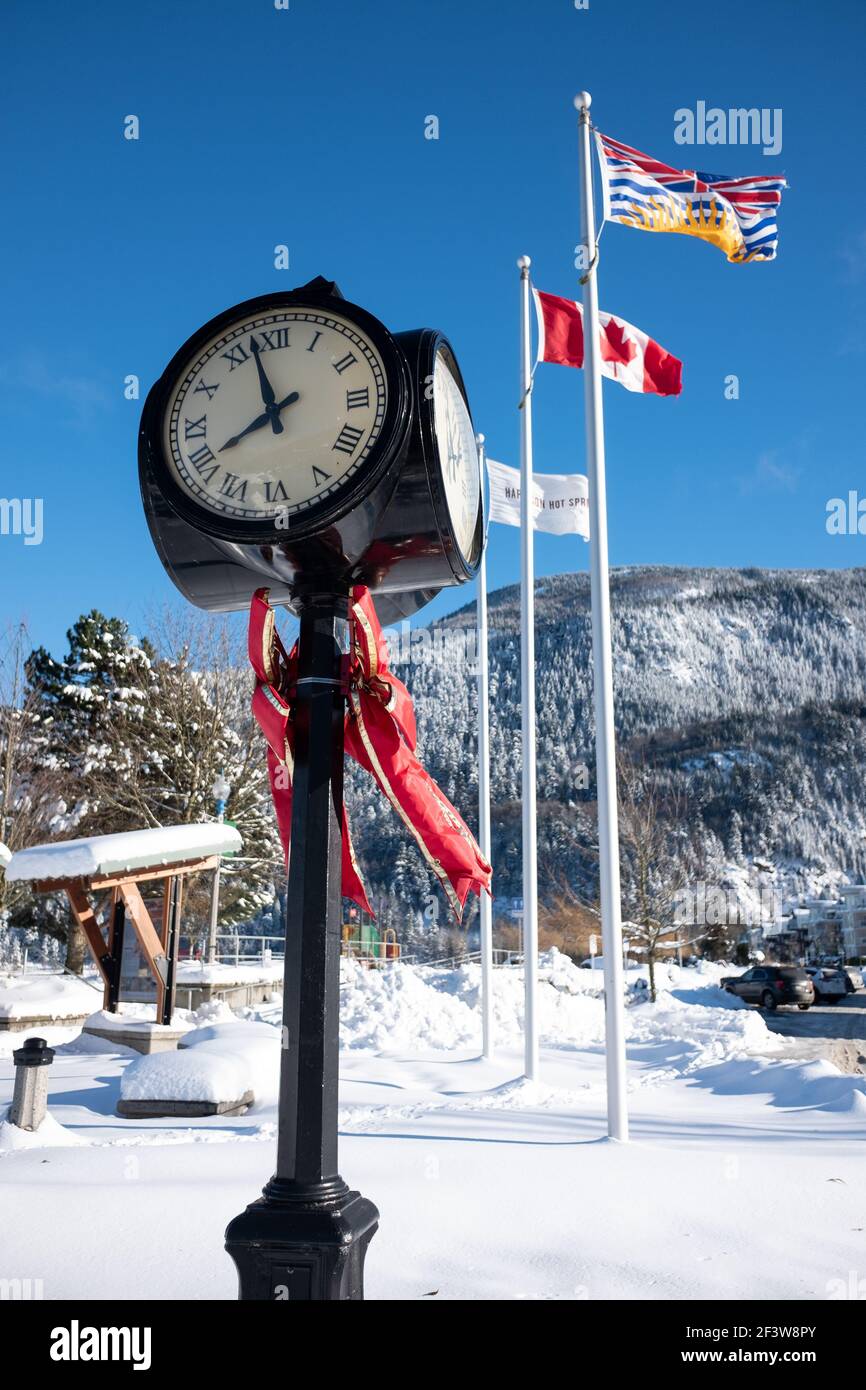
[1,954,865,1300]
[84,1008,194,1035]
[0,1110,88,1153]
[121,1021,279,1105]
[4,821,243,882]
[0,841,11,869]
[338,951,766,1063]
[0,970,99,1021]
[175,959,284,987]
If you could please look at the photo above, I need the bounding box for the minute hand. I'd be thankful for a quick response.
[250,333,287,435]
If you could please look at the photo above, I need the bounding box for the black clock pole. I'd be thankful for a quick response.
[225,590,379,1301]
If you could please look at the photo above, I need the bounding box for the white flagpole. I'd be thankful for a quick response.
[517,255,539,1083]
[475,432,494,1061]
[574,92,629,1141]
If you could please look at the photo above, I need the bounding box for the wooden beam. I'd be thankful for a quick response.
[90,856,220,890]
[32,855,221,896]
[119,882,169,987]
[66,883,111,990]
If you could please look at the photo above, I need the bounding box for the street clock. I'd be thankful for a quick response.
[139,277,483,619]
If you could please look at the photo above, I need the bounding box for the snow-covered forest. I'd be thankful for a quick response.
[353,566,866,941]
[2,566,865,965]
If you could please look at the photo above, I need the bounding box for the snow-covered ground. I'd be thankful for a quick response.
[175,958,284,987]
[0,969,100,1024]
[1,952,864,1301]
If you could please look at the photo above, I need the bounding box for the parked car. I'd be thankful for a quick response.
[841,965,864,993]
[721,965,814,1011]
[804,965,848,1003]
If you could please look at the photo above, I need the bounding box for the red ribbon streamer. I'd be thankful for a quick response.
[248,586,492,921]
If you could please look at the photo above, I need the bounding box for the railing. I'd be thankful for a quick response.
[416,946,522,969]
[181,933,286,967]
[342,946,522,971]
[340,939,401,964]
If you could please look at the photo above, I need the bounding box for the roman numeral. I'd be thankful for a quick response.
[265,479,289,503]
[219,472,248,501]
[312,466,331,486]
[332,352,357,375]
[194,379,219,400]
[183,415,207,440]
[346,388,369,411]
[258,327,290,351]
[332,425,363,456]
[222,344,250,371]
[307,331,322,353]
[188,444,216,475]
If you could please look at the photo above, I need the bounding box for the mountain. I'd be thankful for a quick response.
[345,566,866,934]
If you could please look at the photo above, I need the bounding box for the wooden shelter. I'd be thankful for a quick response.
[5,823,242,1024]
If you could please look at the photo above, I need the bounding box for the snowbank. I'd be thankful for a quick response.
[0,1110,88,1153]
[0,971,99,1021]
[693,1054,866,1114]
[84,1008,195,1036]
[121,1020,280,1106]
[337,950,772,1068]
[176,959,284,987]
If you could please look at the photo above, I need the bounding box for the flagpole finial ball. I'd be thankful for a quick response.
[517,254,531,271]
[475,432,485,446]
[574,91,592,112]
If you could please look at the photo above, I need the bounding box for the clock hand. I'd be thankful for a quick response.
[249,334,286,435]
[218,392,299,452]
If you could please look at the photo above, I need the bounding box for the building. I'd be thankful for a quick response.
[838,886,866,959]
[770,886,866,962]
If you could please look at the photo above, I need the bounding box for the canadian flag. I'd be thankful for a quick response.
[532,289,682,397]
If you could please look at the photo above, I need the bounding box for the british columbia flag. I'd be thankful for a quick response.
[595,131,787,263]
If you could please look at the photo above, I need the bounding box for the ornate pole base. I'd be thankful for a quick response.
[225,1178,379,1301]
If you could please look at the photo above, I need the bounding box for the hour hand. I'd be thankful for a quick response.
[265,389,300,435]
[218,392,299,452]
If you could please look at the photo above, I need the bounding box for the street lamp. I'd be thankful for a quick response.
[207,771,231,964]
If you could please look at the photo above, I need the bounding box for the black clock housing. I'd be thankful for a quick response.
[139,278,483,620]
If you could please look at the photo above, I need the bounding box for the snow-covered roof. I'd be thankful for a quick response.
[5,822,243,883]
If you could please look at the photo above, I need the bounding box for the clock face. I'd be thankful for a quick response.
[161,306,389,523]
[432,349,480,562]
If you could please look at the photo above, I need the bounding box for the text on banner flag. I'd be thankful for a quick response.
[487,457,589,538]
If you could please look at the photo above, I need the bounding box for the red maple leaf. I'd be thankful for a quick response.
[600,318,638,367]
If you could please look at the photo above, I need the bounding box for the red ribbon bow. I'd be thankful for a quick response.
[248,586,492,921]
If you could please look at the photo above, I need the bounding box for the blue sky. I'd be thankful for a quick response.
[2,0,865,657]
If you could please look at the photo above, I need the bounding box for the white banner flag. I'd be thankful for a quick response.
[487,457,589,538]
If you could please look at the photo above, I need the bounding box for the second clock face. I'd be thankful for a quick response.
[162,306,389,522]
